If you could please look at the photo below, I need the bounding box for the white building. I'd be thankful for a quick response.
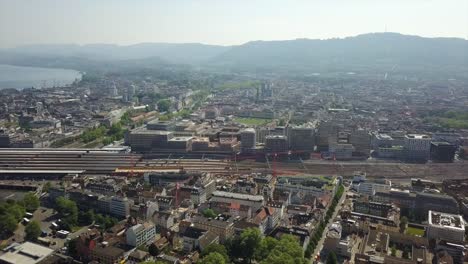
[126,222,157,247]
[357,179,391,196]
[427,210,465,243]
[0,242,54,264]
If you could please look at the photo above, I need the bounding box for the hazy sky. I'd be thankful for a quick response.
[1,0,467,48]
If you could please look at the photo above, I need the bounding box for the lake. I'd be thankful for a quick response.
[0,64,82,90]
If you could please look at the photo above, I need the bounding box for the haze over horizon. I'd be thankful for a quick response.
[1,0,467,48]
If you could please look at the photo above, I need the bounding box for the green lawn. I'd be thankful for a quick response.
[406,226,425,236]
[71,225,89,233]
[234,117,272,126]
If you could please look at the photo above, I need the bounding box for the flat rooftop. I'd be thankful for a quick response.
[0,242,54,264]
[375,134,392,140]
[168,137,193,142]
[130,129,173,135]
[406,134,430,139]
[428,210,464,230]
[265,135,286,139]
[212,191,264,202]
[431,141,455,146]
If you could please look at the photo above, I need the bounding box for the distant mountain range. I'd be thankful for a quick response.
[3,43,230,64]
[1,33,467,75]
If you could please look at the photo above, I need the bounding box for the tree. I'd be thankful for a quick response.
[200,252,226,264]
[254,236,279,261]
[78,210,94,225]
[0,200,27,237]
[260,235,307,264]
[0,214,18,235]
[55,197,78,228]
[43,182,52,193]
[23,192,40,212]
[239,228,262,263]
[202,208,217,218]
[157,99,171,112]
[225,236,243,261]
[391,245,397,256]
[326,251,338,264]
[148,243,160,256]
[7,202,26,221]
[201,243,229,262]
[25,220,41,241]
[400,216,408,233]
[94,214,118,230]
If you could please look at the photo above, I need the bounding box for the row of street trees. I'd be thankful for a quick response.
[305,184,345,263]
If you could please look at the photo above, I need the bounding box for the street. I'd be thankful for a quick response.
[312,186,349,263]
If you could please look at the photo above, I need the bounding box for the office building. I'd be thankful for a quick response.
[126,222,157,247]
[329,143,354,160]
[353,201,393,218]
[147,120,175,131]
[372,133,395,148]
[167,136,193,152]
[265,135,288,154]
[316,121,338,151]
[350,129,371,156]
[110,83,118,97]
[289,126,315,152]
[126,129,173,151]
[357,179,392,196]
[110,196,131,218]
[404,134,431,162]
[127,85,136,100]
[374,189,459,220]
[240,128,256,154]
[427,211,465,243]
[430,142,457,163]
[255,127,270,144]
[432,133,461,146]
